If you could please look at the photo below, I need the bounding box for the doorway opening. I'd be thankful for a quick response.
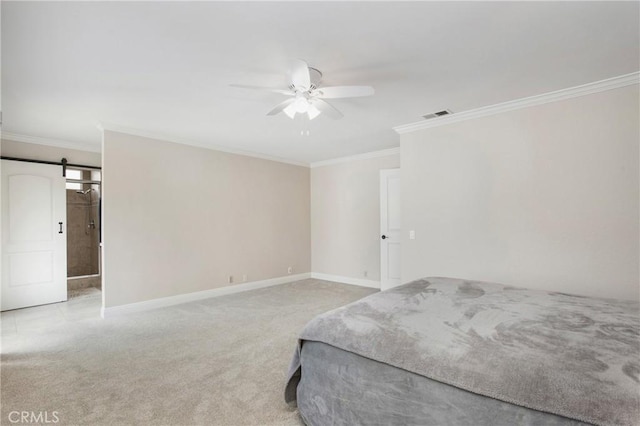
[66,168,102,301]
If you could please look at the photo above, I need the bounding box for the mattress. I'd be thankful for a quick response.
[285,277,640,426]
[296,341,588,426]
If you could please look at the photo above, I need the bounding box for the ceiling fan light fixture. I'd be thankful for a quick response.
[294,97,310,113]
[283,103,297,119]
[307,104,321,120]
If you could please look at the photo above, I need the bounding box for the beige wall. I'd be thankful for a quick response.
[311,154,400,283]
[1,139,101,167]
[102,130,310,307]
[401,85,639,301]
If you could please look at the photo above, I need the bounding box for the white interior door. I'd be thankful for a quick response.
[380,169,401,290]
[1,160,67,311]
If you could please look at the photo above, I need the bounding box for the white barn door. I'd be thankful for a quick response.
[380,169,401,290]
[1,160,67,311]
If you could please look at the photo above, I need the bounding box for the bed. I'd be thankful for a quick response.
[285,277,640,426]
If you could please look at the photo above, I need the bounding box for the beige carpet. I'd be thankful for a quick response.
[1,279,376,425]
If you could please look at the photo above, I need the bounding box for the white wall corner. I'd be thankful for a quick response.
[393,71,640,134]
[310,272,381,289]
[100,273,311,318]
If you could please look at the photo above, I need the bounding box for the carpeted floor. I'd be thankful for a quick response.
[68,287,102,300]
[1,279,376,425]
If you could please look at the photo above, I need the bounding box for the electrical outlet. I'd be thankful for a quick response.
[287,266,293,274]
[228,275,233,284]
[242,274,247,282]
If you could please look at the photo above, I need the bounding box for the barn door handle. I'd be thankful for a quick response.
[59,222,63,234]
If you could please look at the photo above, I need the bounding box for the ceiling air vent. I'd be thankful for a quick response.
[422,109,453,120]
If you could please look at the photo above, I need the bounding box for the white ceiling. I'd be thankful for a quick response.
[2,1,639,164]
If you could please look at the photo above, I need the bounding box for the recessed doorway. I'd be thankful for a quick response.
[65,168,102,299]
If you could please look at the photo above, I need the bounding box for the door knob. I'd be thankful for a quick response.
[381,235,387,239]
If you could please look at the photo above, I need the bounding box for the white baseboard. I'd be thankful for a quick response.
[310,272,380,289]
[101,273,311,318]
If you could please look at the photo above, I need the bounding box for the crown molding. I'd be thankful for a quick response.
[393,72,640,135]
[1,131,102,153]
[310,147,400,168]
[97,122,309,168]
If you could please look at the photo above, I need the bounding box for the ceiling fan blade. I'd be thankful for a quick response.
[230,84,293,96]
[316,85,375,99]
[266,98,297,116]
[313,99,343,120]
[290,59,311,90]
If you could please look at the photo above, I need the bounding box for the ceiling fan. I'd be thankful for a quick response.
[231,59,374,120]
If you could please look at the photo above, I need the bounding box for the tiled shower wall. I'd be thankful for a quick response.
[66,189,100,277]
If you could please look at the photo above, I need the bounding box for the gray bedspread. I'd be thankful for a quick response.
[285,277,640,426]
